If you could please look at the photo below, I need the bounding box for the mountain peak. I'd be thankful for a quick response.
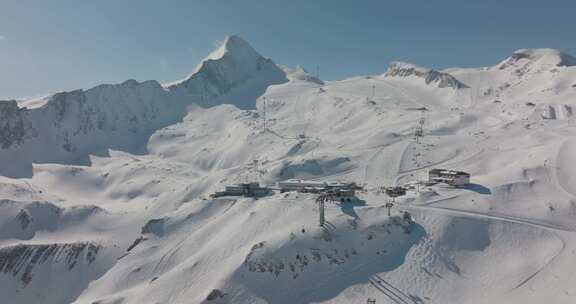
[222,35,253,51]
[496,48,576,71]
[172,35,262,80]
[199,35,259,65]
[166,35,287,109]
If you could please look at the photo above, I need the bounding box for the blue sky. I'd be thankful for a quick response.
[0,0,575,99]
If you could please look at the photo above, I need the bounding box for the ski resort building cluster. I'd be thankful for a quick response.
[211,182,272,198]
[211,169,472,201]
[428,169,470,186]
[211,179,362,201]
[277,179,362,200]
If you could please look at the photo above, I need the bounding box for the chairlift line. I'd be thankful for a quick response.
[263,96,267,131]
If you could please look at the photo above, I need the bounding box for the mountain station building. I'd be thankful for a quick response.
[428,169,470,186]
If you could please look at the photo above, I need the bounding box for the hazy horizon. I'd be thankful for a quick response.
[1,0,575,99]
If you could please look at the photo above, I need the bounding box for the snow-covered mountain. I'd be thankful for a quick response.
[1,37,576,304]
[167,35,287,109]
[0,35,287,178]
[384,61,468,89]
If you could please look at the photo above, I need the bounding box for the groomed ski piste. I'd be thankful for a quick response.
[1,36,576,303]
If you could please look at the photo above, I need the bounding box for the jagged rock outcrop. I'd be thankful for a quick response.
[498,48,576,69]
[0,36,288,177]
[31,79,177,154]
[384,61,468,89]
[0,100,35,149]
[0,242,101,285]
[0,199,105,240]
[167,35,287,109]
[0,79,178,177]
[495,48,576,77]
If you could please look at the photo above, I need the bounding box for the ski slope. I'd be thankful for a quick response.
[1,36,576,303]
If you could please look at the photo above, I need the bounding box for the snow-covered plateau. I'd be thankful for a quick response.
[2,36,576,304]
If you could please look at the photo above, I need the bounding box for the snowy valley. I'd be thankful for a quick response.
[1,36,576,304]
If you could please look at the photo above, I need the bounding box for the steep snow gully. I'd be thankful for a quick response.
[1,36,576,303]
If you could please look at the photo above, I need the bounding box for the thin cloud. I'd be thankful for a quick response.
[0,35,6,40]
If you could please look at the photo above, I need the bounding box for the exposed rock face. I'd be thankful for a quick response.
[141,218,166,237]
[30,79,177,154]
[206,289,225,301]
[168,35,288,109]
[0,79,178,177]
[0,36,288,177]
[0,199,114,303]
[0,199,105,240]
[498,48,576,69]
[0,100,35,149]
[495,48,576,77]
[0,242,101,285]
[15,209,31,230]
[384,61,468,89]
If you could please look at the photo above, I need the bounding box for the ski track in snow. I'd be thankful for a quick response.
[1,39,576,304]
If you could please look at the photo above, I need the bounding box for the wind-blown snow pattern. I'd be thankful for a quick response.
[1,36,576,304]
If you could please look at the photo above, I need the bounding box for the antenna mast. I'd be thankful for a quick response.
[414,109,425,143]
[316,195,326,227]
[413,109,426,191]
